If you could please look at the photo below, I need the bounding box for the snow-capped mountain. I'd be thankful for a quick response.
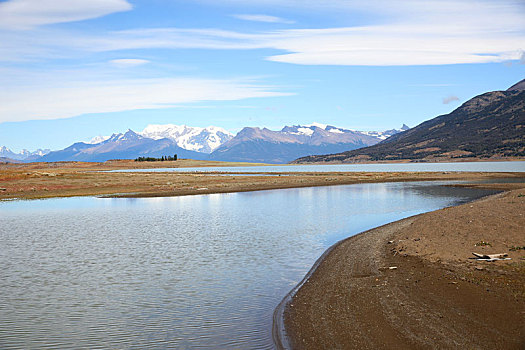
[210,123,381,163]
[28,122,410,163]
[359,124,410,140]
[40,129,207,162]
[0,146,51,161]
[140,124,233,153]
[279,122,409,141]
[87,135,110,144]
[282,123,367,139]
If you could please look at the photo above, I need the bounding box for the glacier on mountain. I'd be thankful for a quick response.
[140,124,233,153]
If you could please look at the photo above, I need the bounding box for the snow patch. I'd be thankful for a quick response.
[88,135,110,144]
[296,127,314,136]
[306,122,328,129]
[140,124,233,153]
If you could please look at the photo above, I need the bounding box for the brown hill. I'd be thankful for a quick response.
[507,78,525,91]
[293,82,525,163]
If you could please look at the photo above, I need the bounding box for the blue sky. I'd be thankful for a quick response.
[0,0,524,152]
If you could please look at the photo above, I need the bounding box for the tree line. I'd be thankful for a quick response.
[135,154,177,162]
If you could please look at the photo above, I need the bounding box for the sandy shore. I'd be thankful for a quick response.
[1,159,524,200]
[277,184,525,349]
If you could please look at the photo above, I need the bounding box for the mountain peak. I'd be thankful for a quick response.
[104,129,142,143]
[87,135,110,144]
[305,122,328,130]
[212,123,383,163]
[281,123,348,136]
[107,133,121,142]
[124,129,139,136]
[0,146,51,161]
[140,123,233,153]
[507,78,525,91]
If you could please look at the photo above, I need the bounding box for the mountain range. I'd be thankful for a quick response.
[210,123,382,163]
[0,146,50,162]
[2,123,407,164]
[4,79,523,165]
[140,124,233,153]
[360,124,410,140]
[39,130,207,163]
[293,79,525,163]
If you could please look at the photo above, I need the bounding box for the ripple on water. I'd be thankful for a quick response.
[0,182,499,349]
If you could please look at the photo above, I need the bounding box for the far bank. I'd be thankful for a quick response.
[1,159,524,200]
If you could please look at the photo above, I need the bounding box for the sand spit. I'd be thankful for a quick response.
[278,185,525,349]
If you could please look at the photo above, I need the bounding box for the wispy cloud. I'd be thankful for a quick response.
[0,0,523,124]
[2,0,522,66]
[0,77,292,123]
[232,14,294,24]
[109,59,150,67]
[0,0,132,30]
[266,22,524,66]
[442,95,460,104]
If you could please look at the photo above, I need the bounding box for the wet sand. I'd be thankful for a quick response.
[278,184,525,349]
[1,159,524,200]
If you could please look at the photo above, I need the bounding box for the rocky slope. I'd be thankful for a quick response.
[293,81,525,163]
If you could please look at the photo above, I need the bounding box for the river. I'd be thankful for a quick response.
[0,182,499,349]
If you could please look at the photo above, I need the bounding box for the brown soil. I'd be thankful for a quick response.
[1,159,524,200]
[281,185,525,349]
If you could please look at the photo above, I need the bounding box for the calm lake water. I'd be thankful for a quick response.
[0,182,499,349]
[113,161,525,173]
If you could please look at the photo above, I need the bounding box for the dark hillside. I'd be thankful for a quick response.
[293,84,524,163]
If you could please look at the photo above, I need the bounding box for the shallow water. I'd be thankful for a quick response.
[0,182,499,349]
[112,161,525,173]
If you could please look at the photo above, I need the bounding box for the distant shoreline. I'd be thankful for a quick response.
[292,157,525,164]
[2,156,524,167]
[275,183,525,349]
[1,159,524,200]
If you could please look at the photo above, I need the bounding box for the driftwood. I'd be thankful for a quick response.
[471,252,511,261]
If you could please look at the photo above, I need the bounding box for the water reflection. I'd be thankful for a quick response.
[0,182,498,349]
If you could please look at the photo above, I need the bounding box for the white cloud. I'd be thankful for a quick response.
[265,31,524,66]
[2,0,521,66]
[232,14,294,24]
[442,95,460,104]
[109,59,150,67]
[0,0,132,30]
[266,0,525,65]
[0,77,292,123]
[0,0,523,124]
